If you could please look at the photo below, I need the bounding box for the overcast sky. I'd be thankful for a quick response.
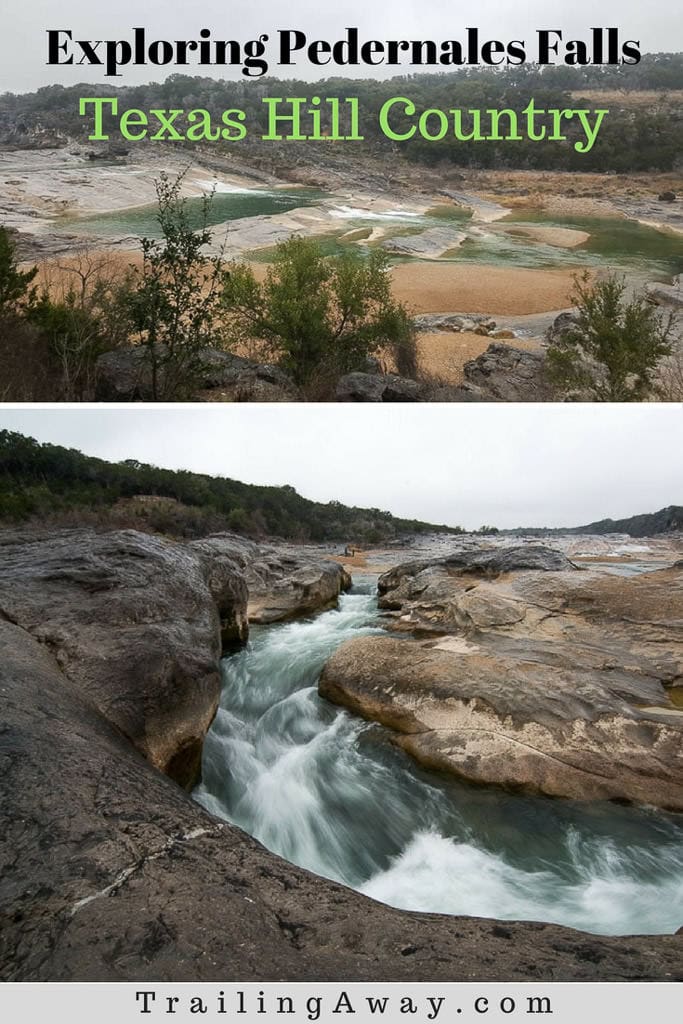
[1,405,680,530]
[1,0,679,93]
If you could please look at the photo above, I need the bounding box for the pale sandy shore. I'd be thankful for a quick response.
[390,263,576,315]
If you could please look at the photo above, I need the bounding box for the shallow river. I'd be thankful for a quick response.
[60,181,682,279]
[194,581,683,937]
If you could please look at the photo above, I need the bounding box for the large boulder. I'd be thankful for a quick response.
[462,343,552,401]
[245,546,352,622]
[95,347,301,402]
[0,529,352,786]
[191,535,352,624]
[321,561,683,808]
[336,372,426,402]
[546,310,581,346]
[2,617,679,983]
[197,350,303,401]
[0,528,245,787]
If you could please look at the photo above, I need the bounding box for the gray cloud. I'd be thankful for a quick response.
[0,404,680,530]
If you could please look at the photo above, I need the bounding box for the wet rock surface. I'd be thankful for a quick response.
[320,553,683,809]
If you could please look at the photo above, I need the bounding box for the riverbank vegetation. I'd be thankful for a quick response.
[546,272,676,401]
[0,429,463,541]
[1,174,678,403]
[0,173,418,400]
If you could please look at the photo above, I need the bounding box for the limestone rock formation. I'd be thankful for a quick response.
[2,618,681,982]
[413,313,497,335]
[335,372,426,402]
[320,555,683,808]
[95,347,301,402]
[383,226,467,258]
[646,275,683,308]
[0,528,231,788]
[191,534,352,623]
[0,529,350,786]
[461,343,552,401]
[546,310,581,345]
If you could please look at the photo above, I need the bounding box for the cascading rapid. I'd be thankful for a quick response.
[195,582,683,936]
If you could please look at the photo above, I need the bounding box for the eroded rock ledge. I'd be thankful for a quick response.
[319,547,683,809]
[1,532,681,981]
[0,528,350,787]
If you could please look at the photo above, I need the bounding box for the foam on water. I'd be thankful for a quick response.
[329,205,421,220]
[195,584,683,935]
[194,177,263,196]
[361,829,683,935]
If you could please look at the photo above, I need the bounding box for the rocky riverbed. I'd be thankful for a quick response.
[3,145,682,398]
[1,528,681,981]
[320,545,683,808]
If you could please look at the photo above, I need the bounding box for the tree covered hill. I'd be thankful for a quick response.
[570,505,683,537]
[2,54,682,171]
[0,430,462,542]
[506,506,683,538]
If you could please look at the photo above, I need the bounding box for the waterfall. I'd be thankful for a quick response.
[194,582,683,936]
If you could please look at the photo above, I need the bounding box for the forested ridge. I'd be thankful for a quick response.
[2,55,682,171]
[506,506,683,537]
[570,505,683,537]
[0,430,462,541]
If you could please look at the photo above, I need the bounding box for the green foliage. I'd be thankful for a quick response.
[0,227,37,313]
[0,234,136,399]
[26,288,107,401]
[124,171,230,400]
[223,237,416,385]
[0,430,463,541]
[546,273,675,402]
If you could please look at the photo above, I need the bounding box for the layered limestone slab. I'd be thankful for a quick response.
[320,550,683,808]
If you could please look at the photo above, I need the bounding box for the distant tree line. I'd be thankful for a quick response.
[0,430,464,542]
[2,55,682,171]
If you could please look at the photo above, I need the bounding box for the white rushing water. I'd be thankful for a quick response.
[195,583,683,936]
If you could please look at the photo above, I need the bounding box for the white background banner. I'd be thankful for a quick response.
[0,982,680,1023]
